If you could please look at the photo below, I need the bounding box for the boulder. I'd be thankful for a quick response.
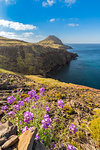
[1,135,18,149]
[18,128,37,150]
[0,121,17,139]
[0,137,7,146]
[33,140,49,150]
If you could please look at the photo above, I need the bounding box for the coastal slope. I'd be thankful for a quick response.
[0,36,77,76]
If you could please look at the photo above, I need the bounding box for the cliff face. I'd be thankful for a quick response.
[0,36,77,76]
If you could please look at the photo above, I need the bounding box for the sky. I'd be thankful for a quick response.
[0,0,100,43]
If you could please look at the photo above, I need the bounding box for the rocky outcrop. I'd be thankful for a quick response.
[0,121,48,150]
[0,121,18,149]
[0,36,78,76]
[37,35,72,49]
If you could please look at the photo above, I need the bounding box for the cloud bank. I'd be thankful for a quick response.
[0,19,37,30]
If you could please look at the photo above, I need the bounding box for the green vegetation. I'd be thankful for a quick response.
[90,117,100,143]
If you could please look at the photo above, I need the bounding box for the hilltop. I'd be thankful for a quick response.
[37,35,72,49]
[0,36,77,76]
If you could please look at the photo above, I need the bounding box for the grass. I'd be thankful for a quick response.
[89,117,100,143]
[0,68,15,74]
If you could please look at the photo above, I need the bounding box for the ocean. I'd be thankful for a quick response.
[52,44,100,89]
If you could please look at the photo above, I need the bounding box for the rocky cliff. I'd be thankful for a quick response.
[0,36,77,76]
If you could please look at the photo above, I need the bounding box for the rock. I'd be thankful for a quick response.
[33,140,49,150]
[18,128,37,150]
[0,121,17,139]
[0,136,7,146]
[1,135,18,149]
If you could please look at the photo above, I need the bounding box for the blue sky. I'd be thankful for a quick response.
[0,0,100,43]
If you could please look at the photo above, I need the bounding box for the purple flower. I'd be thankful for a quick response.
[7,96,16,104]
[52,142,56,148]
[13,104,20,111]
[69,124,77,135]
[43,114,49,118]
[28,126,35,130]
[57,99,64,108]
[39,87,45,95]
[46,107,50,112]
[19,120,22,125]
[41,140,43,143]
[41,114,52,129]
[8,111,15,116]
[28,89,36,99]
[24,97,30,103]
[35,133,39,140]
[22,126,28,133]
[40,103,43,107]
[32,105,35,109]
[1,105,8,112]
[61,143,64,147]
[17,101,24,106]
[34,95,40,101]
[24,111,33,124]
[67,145,75,150]
[35,102,38,105]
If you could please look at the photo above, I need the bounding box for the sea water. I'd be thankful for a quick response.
[52,44,100,89]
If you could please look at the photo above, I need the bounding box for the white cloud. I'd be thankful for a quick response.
[0,0,16,4]
[0,31,44,43]
[68,23,79,27]
[65,0,76,7]
[0,31,18,39]
[49,18,55,22]
[22,32,34,38]
[42,0,55,7]
[0,19,37,31]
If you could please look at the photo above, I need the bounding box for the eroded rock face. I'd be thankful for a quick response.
[0,121,18,150]
[1,135,18,149]
[18,128,37,150]
[0,122,17,139]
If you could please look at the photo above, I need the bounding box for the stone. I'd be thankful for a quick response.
[18,128,37,150]
[1,135,18,150]
[0,121,17,139]
[33,140,49,150]
[0,136,7,146]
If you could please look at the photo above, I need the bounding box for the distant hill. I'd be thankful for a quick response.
[37,35,72,49]
[0,36,77,76]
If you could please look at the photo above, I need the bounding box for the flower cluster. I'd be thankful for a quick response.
[24,111,33,124]
[24,97,30,103]
[13,104,20,111]
[41,114,52,129]
[69,124,77,135]
[17,101,24,106]
[8,111,15,116]
[28,89,36,99]
[46,106,50,112]
[22,126,35,132]
[7,95,16,104]
[67,144,75,150]
[39,87,45,96]
[1,87,78,149]
[57,99,64,108]
[1,105,8,112]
